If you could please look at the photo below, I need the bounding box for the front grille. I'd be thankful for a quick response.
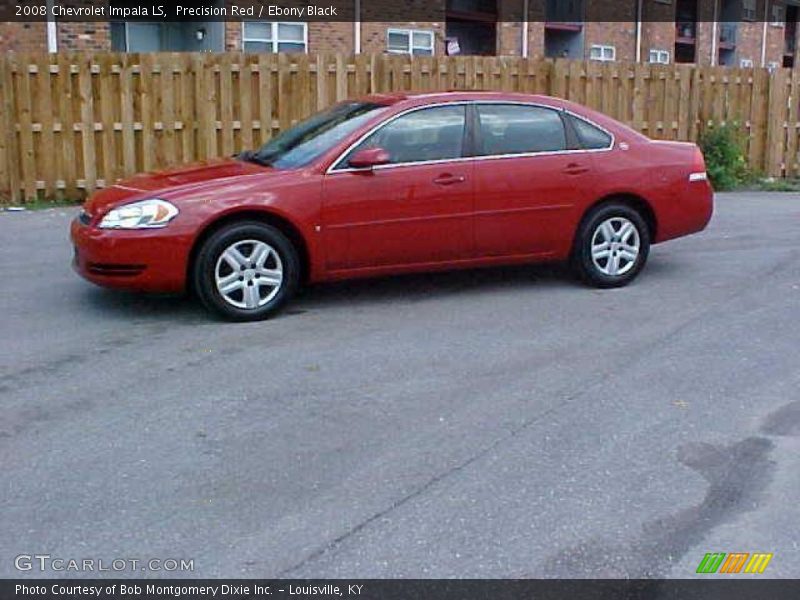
[87,263,146,277]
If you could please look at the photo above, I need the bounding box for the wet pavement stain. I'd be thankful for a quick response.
[761,400,800,437]
[541,437,775,580]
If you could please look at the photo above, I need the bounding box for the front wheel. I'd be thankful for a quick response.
[193,221,300,321]
[572,203,650,288]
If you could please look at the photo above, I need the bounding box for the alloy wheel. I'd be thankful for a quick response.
[214,239,283,309]
[590,217,640,277]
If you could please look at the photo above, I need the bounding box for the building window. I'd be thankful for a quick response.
[649,49,670,64]
[771,3,786,26]
[387,28,435,55]
[589,45,616,62]
[742,0,757,21]
[740,58,754,68]
[242,22,307,53]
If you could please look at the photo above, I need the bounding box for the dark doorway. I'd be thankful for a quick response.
[445,0,498,56]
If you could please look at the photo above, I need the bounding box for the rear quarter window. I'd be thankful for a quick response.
[568,115,613,150]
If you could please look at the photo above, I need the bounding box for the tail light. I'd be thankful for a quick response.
[689,147,708,182]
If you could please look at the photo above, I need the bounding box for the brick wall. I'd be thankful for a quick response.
[584,21,636,62]
[361,22,446,55]
[0,22,47,52]
[641,0,676,63]
[225,22,241,51]
[0,0,796,69]
[308,22,353,54]
[57,22,110,51]
[765,22,787,66]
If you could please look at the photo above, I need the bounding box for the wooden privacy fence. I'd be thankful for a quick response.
[1,52,799,203]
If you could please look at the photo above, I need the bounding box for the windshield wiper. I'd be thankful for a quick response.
[237,150,272,167]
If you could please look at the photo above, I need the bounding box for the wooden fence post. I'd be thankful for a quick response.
[765,68,788,177]
[0,54,19,203]
[2,52,799,204]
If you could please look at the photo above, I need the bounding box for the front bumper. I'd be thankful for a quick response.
[70,217,191,293]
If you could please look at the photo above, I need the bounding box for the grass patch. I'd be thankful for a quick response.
[755,178,800,193]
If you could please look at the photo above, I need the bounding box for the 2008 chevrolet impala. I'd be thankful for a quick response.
[71,92,714,321]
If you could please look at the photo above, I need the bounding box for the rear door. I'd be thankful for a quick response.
[322,104,474,271]
[472,103,593,257]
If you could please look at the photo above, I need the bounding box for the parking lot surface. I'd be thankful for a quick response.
[1,192,798,578]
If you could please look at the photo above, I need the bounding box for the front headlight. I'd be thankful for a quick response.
[98,199,179,229]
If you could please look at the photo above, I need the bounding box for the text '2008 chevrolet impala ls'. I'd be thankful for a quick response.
[71,92,714,321]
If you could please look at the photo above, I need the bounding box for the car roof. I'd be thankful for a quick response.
[354,91,648,143]
[388,91,648,141]
[360,91,558,105]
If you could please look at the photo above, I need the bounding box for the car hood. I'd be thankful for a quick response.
[84,159,274,215]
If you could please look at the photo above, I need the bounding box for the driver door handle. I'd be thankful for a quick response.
[563,163,590,176]
[433,174,466,186]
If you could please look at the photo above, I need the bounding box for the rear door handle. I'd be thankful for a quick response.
[433,174,466,186]
[563,163,590,175]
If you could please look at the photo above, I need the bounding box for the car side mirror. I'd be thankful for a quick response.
[348,147,391,170]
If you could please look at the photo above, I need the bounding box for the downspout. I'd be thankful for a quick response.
[46,0,57,52]
[522,0,529,58]
[711,0,718,66]
[636,0,643,63]
[761,0,769,67]
[354,0,361,54]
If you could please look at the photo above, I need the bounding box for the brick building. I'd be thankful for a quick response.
[1,1,799,69]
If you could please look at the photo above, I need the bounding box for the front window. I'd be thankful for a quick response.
[476,104,567,155]
[344,105,466,165]
[243,22,307,53]
[387,28,435,55]
[241,102,389,169]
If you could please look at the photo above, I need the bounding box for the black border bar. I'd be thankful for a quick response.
[0,1,785,23]
[3,579,800,600]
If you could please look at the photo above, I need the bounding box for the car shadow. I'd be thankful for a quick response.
[295,262,574,311]
[78,260,646,321]
[80,287,207,323]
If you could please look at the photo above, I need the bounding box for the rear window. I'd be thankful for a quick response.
[476,105,567,155]
[568,115,613,150]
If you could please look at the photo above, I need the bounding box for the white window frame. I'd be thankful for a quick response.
[649,49,671,64]
[589,44,616,62]
[242,21,308,53]
[740,58,754,68]
[387,28,435,56]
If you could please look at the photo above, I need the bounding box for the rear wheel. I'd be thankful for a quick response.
[193,221,300,321]
[572,203,650,288]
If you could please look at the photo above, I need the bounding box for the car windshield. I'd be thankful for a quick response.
[240,102,389,169]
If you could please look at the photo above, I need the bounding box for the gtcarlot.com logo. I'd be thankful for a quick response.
[696,552,773,574]
[14,554,194,573]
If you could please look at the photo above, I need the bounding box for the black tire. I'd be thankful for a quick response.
[193,221,300,321]
[571,202,651,288]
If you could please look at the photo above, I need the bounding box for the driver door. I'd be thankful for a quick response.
[321,105,474,272]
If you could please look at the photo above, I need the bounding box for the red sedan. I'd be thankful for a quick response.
[72,92,713,321]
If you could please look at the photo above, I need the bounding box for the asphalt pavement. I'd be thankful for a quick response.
[0,192,798,578]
